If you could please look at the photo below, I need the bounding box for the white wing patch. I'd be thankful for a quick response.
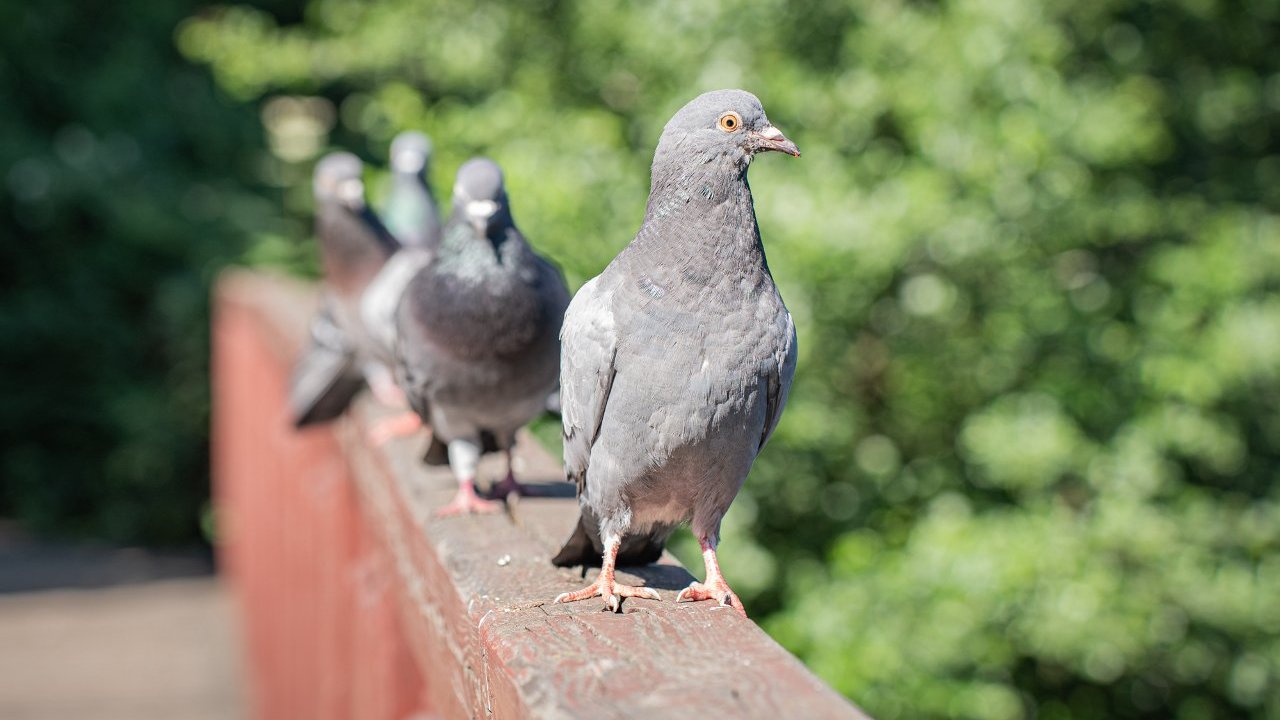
[361,250,430,358]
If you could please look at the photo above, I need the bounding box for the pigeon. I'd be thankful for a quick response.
[381,131,443,250]
[394,158,570,516]
[550,89,800,615]
[361,132,444,369]
[288,152,404,429]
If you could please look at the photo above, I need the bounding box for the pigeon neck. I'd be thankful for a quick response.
[641,153,765,263]
[386,175,440,249]
[439,217,524,273]
[395,168,428,186]
[319,200,399,256]
[356,204,401,255]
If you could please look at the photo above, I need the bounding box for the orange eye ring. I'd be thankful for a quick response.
[718,112,742,133]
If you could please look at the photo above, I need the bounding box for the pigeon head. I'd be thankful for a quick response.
[390,131,433,175]
[656,89,800,172]
[314,152,366,211]
[452,157,512,237]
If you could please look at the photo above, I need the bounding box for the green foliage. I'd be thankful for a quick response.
[180,0,1280,716]
[0,1,276,543]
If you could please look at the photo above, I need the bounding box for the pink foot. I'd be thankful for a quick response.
[553,537,660,613]
[675,538,747,617]
[676,578,745,617]
[554,574,660,613]
[366,412,424,446]
[434,480,503,518]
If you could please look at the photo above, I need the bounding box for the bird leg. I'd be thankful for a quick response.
[434,479,502,517]
[366,412,424,446]
[488,449,529,498]
[676,537,746,617]
[364,363,407,408]
[554,536,660,612]
[361,363,424,444]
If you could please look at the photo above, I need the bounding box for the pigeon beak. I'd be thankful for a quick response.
[466,199,500,234]
[336,178,365,208]
[752,125,801,157]
[466,199,499,221]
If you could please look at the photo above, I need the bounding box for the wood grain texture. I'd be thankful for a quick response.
[216,270,870,720]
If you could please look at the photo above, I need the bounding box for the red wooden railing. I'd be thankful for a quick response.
[212,270,869,720]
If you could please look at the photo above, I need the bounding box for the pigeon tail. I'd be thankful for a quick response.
[551,509,669,569]
[289,308,366,428]
[551,513,597,568]
[292,373,364,428]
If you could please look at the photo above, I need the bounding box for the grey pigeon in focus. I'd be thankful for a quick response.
[395,158,570,516]
[550,90,800,615]
[289,152,403,429]
[381,131,443,250]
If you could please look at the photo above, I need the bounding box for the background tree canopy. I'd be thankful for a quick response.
[0,1,275,541]
[4,0,1279,718]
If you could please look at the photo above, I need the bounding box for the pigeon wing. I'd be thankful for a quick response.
[758,311,797,452]
[559,275,618,498]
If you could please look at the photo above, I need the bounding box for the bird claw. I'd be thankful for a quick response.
[676,580,746,617]
[366,412,425,446]
[554,577,660,613]
[433,483,503,518]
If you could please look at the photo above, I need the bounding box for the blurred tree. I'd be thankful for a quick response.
[0,1,284,543]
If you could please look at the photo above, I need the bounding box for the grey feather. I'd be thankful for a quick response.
[394,158,570,470]
[360,246,431,367]
[552,89,799,568]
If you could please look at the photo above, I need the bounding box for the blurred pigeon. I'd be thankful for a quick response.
[395,158,570,516]
[363,132,480,446]
[288,152,403,428]
[381,131,443,250]
[550,90,800,615]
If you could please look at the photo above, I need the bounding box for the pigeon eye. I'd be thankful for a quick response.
[718,112,742,133]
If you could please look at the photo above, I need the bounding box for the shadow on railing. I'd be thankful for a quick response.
[212,269,869,720]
